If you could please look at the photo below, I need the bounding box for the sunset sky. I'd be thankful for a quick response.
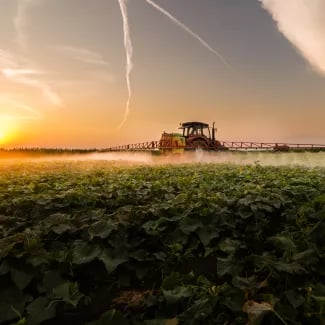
[0,0,325,148]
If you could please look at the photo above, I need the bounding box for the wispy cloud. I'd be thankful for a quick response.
[0,49,62,106]
[259,0,325,75]
[14,0,41,51]
[53,46,109,66]
[11,1,63,105]
[0,94,41,120]
[0,49,24,67]
[11,101,42,120]
[2,68,42,77]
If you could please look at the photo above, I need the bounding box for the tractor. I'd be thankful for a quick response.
[159,121,226,153]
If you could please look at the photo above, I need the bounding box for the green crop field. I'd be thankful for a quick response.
[1,160,325,325]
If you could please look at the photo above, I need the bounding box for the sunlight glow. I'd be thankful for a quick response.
[0,129,8,145]
[0,116,17,146]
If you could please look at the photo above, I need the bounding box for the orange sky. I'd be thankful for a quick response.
[1,0,325,148]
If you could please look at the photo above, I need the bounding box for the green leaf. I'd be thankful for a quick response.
[309,222,325,245]
[52,223,73,235]
[292,249,316,262]
[11,268,34,290]
[161,272,181,290]
[153,251,167,261]
[99,249,128,274]
[217,256,242,277]
[163,286,192,304]
[88,219,117,239]
[173,193,187,205]
[72,241,101,264]
[11,317,27,325]
[255,256,307,274]
[26,254,49,267]
[41,270,64,292]
[142,219,168,235]
[261,294,279,308]
[222,287,244,312]
[285,290,305,308]
[218,238,242,254]
[52,282,84,307]
[237,207,253,219]
[312,283,325,296]
[232,275,257,290]
[312,295,325,304]
[197,226,219,247]
[129,249,148,261]
[272,261,306,274]
[268,235,296,251]
[26,297,57,325]
[0,261,10,275]
[0,287,32,323]
[43,213,70,226]
[179,217,203,234]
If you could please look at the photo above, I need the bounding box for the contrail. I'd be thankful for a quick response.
[117,0,133,128]
[144,0,231,68]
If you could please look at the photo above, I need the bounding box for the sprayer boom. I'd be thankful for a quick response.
[106,121,325,153]
[106,140,325,152]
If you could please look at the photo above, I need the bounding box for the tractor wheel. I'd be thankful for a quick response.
[191,140,209,149]
[191,140,208,161]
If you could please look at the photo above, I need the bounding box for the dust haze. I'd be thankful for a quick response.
[79,151,325,168]
[1,151,325,168]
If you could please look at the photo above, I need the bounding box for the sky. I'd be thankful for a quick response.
[0,0,325,148]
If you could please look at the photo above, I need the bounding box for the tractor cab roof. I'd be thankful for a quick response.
[180,122,209,129]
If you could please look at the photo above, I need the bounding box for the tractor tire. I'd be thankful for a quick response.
[191,140,209,149]
[190,140,209,161]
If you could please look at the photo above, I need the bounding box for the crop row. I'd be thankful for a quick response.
[0,162,325,324]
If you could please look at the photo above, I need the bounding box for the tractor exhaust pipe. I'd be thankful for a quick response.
[212,122,216,142]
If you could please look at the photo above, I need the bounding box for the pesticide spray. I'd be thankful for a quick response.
[3,151,325,169]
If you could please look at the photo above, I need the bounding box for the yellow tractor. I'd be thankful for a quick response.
[159,121,226,153]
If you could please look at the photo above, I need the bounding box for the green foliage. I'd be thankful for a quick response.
[0,161,325,324]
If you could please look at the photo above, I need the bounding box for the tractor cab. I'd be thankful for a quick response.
[159,121,224,152]
[179,122,214,141]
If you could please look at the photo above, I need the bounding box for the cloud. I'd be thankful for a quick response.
[259,0,325,75]
[12,102,42,119]
[0,49,23,67]
[2,68,62,107]
[0,49,62,106]
[53,46,109,66]
[14,0,42,51]
[2,68,42,77]
[0,94,41,120]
